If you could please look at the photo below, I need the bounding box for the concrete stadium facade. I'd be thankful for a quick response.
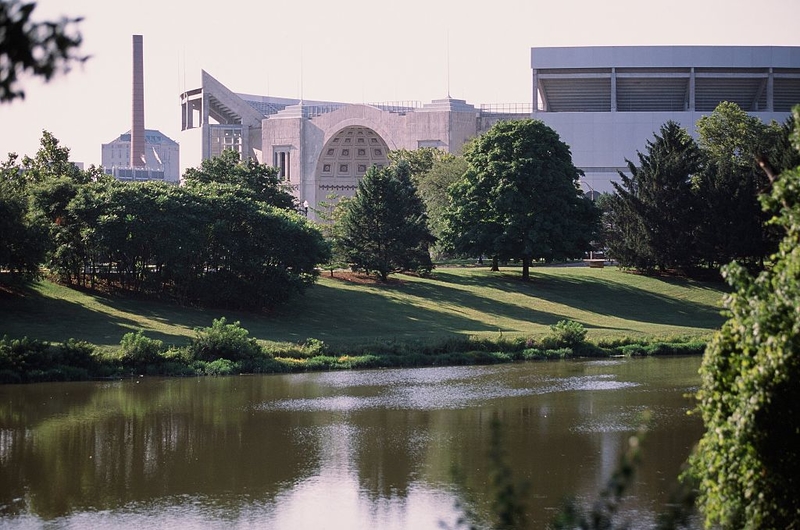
[179,71,529,217]
[179,46,800,211]
[532,46,800,193]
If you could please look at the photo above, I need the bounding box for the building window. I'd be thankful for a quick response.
[273,147,291,180]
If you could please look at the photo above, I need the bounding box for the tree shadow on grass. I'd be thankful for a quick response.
[0,281,205,348]
[266,280,557,343]
[429,268,724,331]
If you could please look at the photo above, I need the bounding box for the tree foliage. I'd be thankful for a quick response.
[693,102,780,268]
[182,149,295,210]
[604,103,795,274]
[0,154,47,276]
[688,105,800,528]
[0,0,86,102]
[445,119,597,280]
[415,154,468,258]
[388,147,453,183]
[606,121,702,271]
[3,135,329,310]
[337,161,434,281]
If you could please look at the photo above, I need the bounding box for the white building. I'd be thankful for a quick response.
[178,46,800,206]
[179,71,530,218]
[101,129,180,183]
[531,46,800,193]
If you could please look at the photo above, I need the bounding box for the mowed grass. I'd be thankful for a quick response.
[0,266,726,352]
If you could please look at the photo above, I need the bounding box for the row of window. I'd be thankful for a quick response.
[331,136,380,144]
[324,148,383,158]
[321,163,384,175]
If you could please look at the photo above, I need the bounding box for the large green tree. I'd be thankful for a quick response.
[337,161,434,281]
[0,153,47,276]
[445,119,597,280]
[688,105,800,528]
[0,0,86,102]
[693,102,779,268]
[606,121,702,271]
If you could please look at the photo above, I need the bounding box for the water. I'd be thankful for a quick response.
[0,357,703,529]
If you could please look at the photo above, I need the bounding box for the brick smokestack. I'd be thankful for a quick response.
[131,35,145,167]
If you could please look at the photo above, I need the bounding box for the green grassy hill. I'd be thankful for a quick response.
[0,266,725,352]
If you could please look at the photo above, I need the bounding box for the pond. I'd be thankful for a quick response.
[0,356,703,529]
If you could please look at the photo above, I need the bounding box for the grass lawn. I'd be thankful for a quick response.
[0,265,726,352]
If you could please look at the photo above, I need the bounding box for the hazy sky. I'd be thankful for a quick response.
[1,0,799,167]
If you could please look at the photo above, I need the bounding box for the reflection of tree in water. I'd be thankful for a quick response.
[0,377,323,519]
[0,359,703,526]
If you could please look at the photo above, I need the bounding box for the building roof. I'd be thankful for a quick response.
[105,129,179,146]
[531,46,800,113]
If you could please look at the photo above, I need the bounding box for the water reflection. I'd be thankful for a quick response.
[0,357,703,529]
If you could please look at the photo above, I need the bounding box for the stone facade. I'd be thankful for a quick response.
[180,71,528,218]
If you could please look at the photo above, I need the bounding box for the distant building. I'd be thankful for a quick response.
[178,46,800,209]
[179,70,530,218]
[102,35,180,184]
[101,129,180,183]
[531,45,800,192]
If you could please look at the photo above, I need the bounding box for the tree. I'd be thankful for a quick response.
[183,149,295,210]
[337,161,434,281]
[445,119,597,280]
[0,153,47,276]
[416,154,468,258]
[606,121,702,271]
[388,147,452,184]
[688,105,800,528]
[0,0,86,102]
[693,102,778,269]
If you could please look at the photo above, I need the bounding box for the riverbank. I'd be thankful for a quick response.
[1,266,724,383]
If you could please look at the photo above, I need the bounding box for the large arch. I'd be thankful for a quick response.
[313,125,391,199]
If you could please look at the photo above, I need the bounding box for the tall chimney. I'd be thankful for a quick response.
[131,35,145,168]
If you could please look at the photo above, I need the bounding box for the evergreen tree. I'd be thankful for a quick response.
[337,161,434,281]
[606,121,702,271]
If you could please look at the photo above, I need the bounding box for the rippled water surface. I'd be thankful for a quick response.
[0,357,703,529]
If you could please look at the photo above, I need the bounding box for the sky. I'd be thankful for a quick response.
[1,0,799,168]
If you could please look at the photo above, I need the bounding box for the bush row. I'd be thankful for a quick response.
[1,319,708,384]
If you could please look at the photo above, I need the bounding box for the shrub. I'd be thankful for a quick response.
[119,331,164,368]
[547,320,587,348]
[0,336,52,374]
[203,358,238,376]
[189,318,263,362]
[55,339,97,369]
[302,338,328,357]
